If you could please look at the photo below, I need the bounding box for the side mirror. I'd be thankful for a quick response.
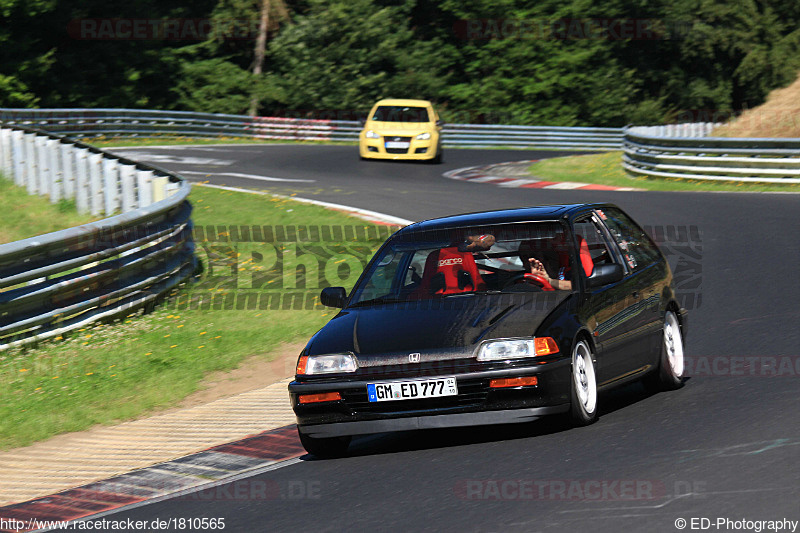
[586,263,624,288]
[435,119,445,127]
[358,118,366,126]
[320,286,347,308]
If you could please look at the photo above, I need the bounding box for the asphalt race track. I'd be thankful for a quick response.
[101,144,800,532]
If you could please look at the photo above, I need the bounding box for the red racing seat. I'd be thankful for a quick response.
[553,236,594,278]
[577,236,594,277]
[412,247,486,298]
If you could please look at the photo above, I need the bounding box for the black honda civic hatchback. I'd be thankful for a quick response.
[289,203,686,457]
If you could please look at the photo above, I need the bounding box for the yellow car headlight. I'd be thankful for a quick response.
[415,132,431,140]
[365,130,380,139]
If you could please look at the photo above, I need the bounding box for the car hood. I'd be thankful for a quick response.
[365,121,433,136]
[306,292,571,365]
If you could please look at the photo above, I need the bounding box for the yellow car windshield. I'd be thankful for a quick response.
[371,106,430,123]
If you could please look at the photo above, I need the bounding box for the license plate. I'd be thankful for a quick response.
[367,377,457,402]
[385,141,410,149]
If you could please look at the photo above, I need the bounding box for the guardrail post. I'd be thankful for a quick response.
[11,130,25,186]
[120,164,136,212]
[166,181,180,197]
[151,176,168,203]
[137,170,154,208]
[88,152,104,216]
[75,148,90,214]
[61,142,76,200]
[36,135,51,196]
[25,133,37,194]
[47,139,62,203]
[102,158,120,216]
[0,128,11,177]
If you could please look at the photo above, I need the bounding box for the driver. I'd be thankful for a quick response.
[518,239,572,291]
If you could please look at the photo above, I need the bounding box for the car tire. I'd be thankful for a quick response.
[432,145,443,164]
[644,310,685,392]
[298,430,351,459]
[568,339,598,426]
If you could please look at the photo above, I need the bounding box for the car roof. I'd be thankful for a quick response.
[372,99,433,107]
[401,204,613,233]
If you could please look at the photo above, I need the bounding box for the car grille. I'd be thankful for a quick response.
[341,378,489,414]
[384,136,411,154]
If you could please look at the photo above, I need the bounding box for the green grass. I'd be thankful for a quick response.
[0,176,100,244]
[0,185,388,450]
[529,151,800,193]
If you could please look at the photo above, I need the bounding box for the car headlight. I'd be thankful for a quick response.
[415,132,431,140]
[365,130,380,139]
[477,337,559,361]
[296,353,358,375]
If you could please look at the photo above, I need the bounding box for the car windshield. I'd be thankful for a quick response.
[371,106,430,123]
[349,222,572,306]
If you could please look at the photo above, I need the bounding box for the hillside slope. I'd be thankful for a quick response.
[713,73,800,137]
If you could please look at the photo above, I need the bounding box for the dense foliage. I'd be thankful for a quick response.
[2,0,799,125]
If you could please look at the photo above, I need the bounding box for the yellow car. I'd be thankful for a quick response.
[359,99,443,163]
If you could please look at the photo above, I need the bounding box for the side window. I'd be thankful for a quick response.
[573,217,616,272]
[597,208,661,271]
[358,249,404,301]
[402,250,428,288]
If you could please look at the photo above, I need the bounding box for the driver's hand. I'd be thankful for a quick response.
[528,258,548,278]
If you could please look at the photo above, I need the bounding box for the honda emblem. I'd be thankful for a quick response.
[408,353,421,363]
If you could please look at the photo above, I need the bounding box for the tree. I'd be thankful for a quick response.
[261,0,452,117]
[249,0,290,116]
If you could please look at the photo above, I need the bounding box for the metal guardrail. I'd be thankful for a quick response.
[0,108,624,151]
[623,124,800,184]
[0,123,196,350]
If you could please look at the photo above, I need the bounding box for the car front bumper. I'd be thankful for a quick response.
[359,137,439,160]
[289,359,571,438]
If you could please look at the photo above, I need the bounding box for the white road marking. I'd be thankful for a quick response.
[195,183,413,226]
[497,179,542,187]
[179,170,316,183]
[543,181,588,189]
[115,152,234,165]
[468,176,508,183]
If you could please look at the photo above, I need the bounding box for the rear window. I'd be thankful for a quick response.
[371,106,430,123]
[597,207,662,271]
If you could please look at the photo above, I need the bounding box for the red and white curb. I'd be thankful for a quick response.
[0,426,305,532]
[444,160,641,191]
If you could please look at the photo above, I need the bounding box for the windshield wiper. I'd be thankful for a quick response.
[350,295,406,307]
